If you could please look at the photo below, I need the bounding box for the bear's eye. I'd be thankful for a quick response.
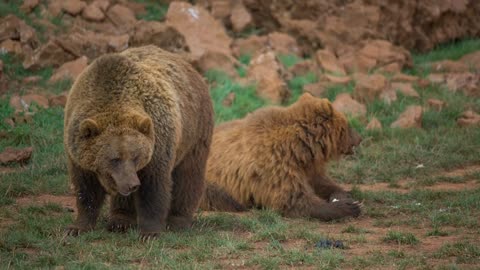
[110,158,122,167]
[133,154,140,165]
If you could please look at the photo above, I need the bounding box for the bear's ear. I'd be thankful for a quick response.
[298,92,314,102]
[79,119,100,139]
[326,100,334,116]
[315,99,334,122]
[135,116,154,137]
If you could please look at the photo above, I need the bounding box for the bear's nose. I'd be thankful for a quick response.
[129,184,140,193]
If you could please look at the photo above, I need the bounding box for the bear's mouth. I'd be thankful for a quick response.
[117,186,139,197]
[97,175,119,195]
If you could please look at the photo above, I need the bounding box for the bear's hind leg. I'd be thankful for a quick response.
[168,144,208,231]
[108,194,137,232]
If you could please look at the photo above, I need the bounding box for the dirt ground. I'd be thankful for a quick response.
[7,164,479,269]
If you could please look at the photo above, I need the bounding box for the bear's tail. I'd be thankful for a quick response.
[200,183,247,212]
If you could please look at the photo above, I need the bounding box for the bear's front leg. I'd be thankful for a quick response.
[310,173,353,202]
[65,160,106,236]
[135,163,173,241]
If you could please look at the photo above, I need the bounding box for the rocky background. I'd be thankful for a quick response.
[1,0,480,132]
[1,2,480,267]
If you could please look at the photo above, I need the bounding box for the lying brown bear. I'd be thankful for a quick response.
[201,93,362,220]
[64,46,214,240]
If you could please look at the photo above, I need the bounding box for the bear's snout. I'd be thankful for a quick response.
[118,178,140,196]
[128,183,140,193]
[111,167,141,196]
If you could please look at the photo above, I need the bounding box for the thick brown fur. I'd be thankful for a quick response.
[64,45,214,239]
[200,93,362,220]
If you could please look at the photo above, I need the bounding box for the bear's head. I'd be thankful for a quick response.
[74,111,155,196]
[295,93,362,161]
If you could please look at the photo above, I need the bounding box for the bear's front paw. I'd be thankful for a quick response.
[139,231,160,242]
[329,191,353,202]
[64,224,91,237]
[167,216,193,231]
[107,216,136,233]
[332,199,362,218]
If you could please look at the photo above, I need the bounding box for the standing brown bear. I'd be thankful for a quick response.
[201,93,362,220]
[64,45,214,240]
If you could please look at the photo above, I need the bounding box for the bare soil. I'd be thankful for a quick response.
[9,164,480,268]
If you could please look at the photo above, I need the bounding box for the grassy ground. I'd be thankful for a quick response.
[1,39,480,269]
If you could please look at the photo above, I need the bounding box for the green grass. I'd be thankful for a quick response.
[408,39,480,76]
[383,231,419,245]
[434,241,480,264]
[287,72,317,103]
[413,39,480,65]
[206,70,267,123]
[278,54,301,69]
[0,0,51,41]
[0,54,52,83]
[133,0,169,21]
[0,37,480,269]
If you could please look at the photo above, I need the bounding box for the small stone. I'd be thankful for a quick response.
[10,94,49,112]
[303,82,329,98]
[316,49,346,75]
[268,32,301,56]
[366,117,382,130]
[107,34,129,52]
[82,2,105,21]
[391,105,423,129]
[62,0,87,15]
[457,110,480,127]
[230,1,252,32]
[106,4,136,32]
[391,73,419,83]
[288,60,317,77]
[232,35,267,57]
[323,74,352,85]
[332,93,367,118]
[4,118,15,128]
[427,73,445,84]
[0,147,33,165]
[20,0,40,13]
[13,111,34,124]
[431,60,469,73]
[49,92,68,108]
[353,73,388,102]
[22,76,42,84]
[49,56,88,83]
[417,79,431,89]
[222,92,235,107]
[427,99,446,111]
[391,82,419,98]
[247,51,289,104]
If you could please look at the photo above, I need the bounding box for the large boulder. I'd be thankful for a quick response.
[131,21,188,53]
[230,0,253,32]
[23,40,75,70]
[0,15,39,49]
[391,106,423,129]
[247,51,289,104]
[166,1,235,73]
[242,0,480,53]
[353,73,389,102]
[106,4,137,33]
[315,49,346,75]
[49,56,88,83]
[332,93,367,118]
[166,2,233,61]
[232,35,268,57]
